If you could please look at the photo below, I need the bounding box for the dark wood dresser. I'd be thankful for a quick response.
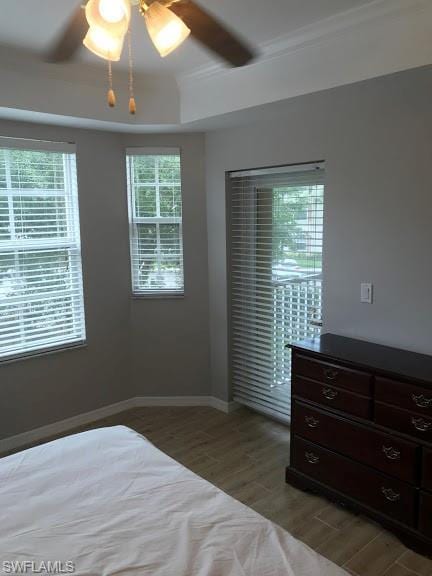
[286,333,432,555]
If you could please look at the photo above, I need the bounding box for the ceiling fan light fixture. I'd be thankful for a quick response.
[83,25,125,61]
[144,2,190,58]
[99,0,129,23]
[85,0,131,37]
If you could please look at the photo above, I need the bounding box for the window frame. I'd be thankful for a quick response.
[126,147,185,298]
[0,137,86,362]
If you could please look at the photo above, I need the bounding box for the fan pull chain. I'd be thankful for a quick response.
[128,29,136,115]
[107,60,116,108]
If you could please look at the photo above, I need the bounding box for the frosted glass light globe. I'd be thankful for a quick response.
[99,0,127,23]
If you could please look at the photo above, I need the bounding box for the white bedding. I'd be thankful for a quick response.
[0,426,347,575]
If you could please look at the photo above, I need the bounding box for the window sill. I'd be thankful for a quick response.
[0,341,87,366]
[132,293,185,300]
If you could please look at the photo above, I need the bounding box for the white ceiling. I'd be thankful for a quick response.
[1,0,375,74]
[0,0,431,130]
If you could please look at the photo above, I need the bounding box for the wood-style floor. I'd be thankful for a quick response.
[4,406,432,576]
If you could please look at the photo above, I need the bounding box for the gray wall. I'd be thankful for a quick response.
[2,64,432,436]
[205,65,432,401]
[117,133,210,398]
[0,121,209,439]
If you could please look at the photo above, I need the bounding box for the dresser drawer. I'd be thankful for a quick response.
[376,377,432,415]
[292,436,416,526]
[293,353,372,395]
[375,402,432,442]
[292,375,372,419]
[419,492,432,538]
[292,401,418,483]
[423,449,432,490]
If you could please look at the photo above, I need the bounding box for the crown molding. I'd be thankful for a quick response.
[177,0,429,87]
[178,0,432,123]
[260,0,427,61]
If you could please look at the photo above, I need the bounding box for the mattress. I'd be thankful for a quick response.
[0,425,347,575]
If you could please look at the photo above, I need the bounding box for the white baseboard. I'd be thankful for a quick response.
[132,396,239,413]
[0,396,240,454]
[208,397,240,414]
[0,397,137,454]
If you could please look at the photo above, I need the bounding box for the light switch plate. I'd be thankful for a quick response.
[361,283,373,304]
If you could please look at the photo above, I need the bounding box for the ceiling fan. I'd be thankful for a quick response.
[46,0,255,114]
[47,0,255,68]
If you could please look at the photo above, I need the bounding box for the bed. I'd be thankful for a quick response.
[0,425,347,575]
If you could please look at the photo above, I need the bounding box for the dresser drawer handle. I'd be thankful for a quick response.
[305,416,320,428]
[411,416,432,432]
[412,394,432,408]
[323,368,339,381]
[382,446,401,461]
[381,487,401,502]
[322,387,338,400]
[305,452,320,464]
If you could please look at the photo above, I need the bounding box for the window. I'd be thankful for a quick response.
[126,148,184,295]
[228,163,325,422]
[0,139,85,360]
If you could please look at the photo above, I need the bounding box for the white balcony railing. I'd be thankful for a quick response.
[271,275,322,400]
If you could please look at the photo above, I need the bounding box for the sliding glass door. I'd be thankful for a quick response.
[228,163,325,422]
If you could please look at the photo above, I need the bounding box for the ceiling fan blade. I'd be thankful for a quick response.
[168,0,255,67]
[46,4,89,63]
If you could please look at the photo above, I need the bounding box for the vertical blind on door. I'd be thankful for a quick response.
[0,139,86,360]
[228,163,325,422]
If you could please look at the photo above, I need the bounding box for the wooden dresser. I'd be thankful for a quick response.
[286,334,432,555]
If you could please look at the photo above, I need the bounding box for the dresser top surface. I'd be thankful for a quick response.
[290,333,432,387]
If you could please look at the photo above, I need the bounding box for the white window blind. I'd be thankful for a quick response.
[0,140,85,360]
[126,148,184,295]
[229,163,325,422]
